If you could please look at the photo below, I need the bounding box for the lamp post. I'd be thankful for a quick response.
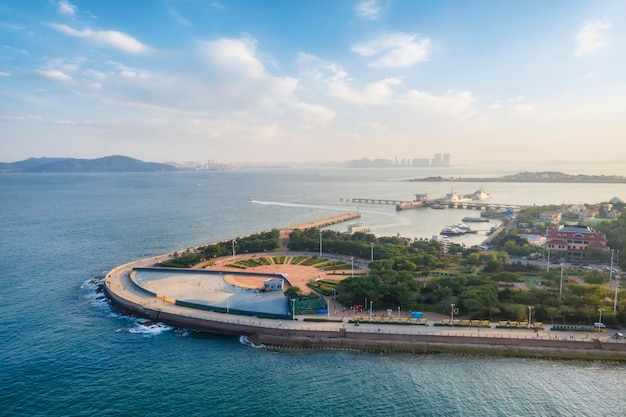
[559,263,564,296]
[369,300,373,322]
[398,306,401,319]
[327,296,330,319]
[319,230,322,257]
[350,256,354,277]
[546,249,550,271]
[609,249,615,281]
[597,308,603,332]
[291,298,296,321]
[614,276,620,313]
[232,239,236,260]
[528,306,534,328]
[371,242,374,262]
[450,303,455,324]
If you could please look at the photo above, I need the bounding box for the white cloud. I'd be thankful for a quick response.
[512,103,536,115]
[50,24,152,55]
[0,115,42,122]
[57,0,76,16]
[575,19,611,56]
[197,36,298,110]
[0,71,10,77]
[170,10,191,26]
[401,90,474,117]
[288,101,335,125]
[351,33,431,68]
[1,45,30,56]
[356,0,381,20]
[37,69,72,81]
[211,2,224,9]
[333,77,403,105]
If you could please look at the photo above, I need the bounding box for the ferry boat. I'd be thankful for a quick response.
[440,223,477,236]
[443,190,473,203]
[471,188,491,201]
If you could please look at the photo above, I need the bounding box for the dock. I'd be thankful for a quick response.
[284,213,361,231]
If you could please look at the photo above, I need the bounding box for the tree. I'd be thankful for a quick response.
[284,286,302,298]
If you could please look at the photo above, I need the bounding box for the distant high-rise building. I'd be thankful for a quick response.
[432,153,442,167]
[412,158,430,167]
[442,153,451,167]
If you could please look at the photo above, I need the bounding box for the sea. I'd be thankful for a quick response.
[2,165,626,417]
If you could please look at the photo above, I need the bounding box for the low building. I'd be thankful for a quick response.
[263,278,284,291]
[545,225,607,258]
[540,211,562,223]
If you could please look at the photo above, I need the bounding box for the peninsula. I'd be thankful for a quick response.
[409,171,626,184]
[104,214,626,361]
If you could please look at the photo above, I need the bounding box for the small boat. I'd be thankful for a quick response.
[431,204,448,209]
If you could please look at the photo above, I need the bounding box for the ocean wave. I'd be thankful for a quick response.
[81,275,110,310]
[239,335,265,348]
[128,318,173,335]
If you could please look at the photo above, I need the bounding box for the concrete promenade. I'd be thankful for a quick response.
[104,250,626,360]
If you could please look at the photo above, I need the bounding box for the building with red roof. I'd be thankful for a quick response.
[545,225,607,258]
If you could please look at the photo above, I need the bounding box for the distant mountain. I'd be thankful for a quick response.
[0,155,177,173]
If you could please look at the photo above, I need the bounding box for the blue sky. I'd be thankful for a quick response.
[1,0,625,165]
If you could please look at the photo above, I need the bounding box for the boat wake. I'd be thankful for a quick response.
[250,199,390,216]
[239,335,265,349]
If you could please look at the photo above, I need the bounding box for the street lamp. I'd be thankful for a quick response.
[232,239,236,259]
[546,248,551,271]
[450,303,455,324]
[559,263,564,296]
[528,306,534,328]
[370,242,374,262]
[350,256,354,277]
[291,298,296,321]
[609,249,615,281]
[319,230,323,257]
[597,308,603,332]
[369,300,373,322]
[614,276,620,313]
[398,305,401,319]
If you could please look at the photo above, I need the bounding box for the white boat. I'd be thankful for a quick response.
[471,188,491,201]
[443,189,473,203]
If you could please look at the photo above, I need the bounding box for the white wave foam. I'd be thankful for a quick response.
[81,275,111,311]
[128,319,173,335]
[239,335,265,348]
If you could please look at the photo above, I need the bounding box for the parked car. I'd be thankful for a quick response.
[612,332,624,339]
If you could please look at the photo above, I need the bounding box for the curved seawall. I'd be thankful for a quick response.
[104,238,626,361]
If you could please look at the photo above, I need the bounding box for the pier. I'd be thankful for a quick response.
[284,213,361,230]
[350,196,526,212]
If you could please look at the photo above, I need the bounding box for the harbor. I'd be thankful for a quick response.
[347,188,527,213]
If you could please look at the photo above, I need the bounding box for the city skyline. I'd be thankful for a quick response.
[1,1,625,167]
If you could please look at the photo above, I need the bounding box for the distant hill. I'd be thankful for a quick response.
[409,171,626,183]
[0,155,177,173]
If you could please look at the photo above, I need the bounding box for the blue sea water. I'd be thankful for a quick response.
[2,167,626,417]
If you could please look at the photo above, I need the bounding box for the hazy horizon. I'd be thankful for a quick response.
[1,1,625,166]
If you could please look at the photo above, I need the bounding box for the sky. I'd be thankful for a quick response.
[1,0,625,166]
